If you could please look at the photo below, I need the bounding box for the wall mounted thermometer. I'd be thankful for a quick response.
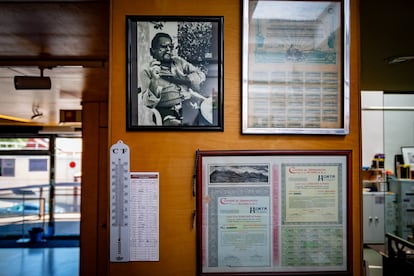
[110,140,130,262]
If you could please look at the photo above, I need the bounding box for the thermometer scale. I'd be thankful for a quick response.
[110,140,130,262]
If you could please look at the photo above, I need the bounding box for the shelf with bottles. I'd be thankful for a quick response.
[362,169,387,192]
[362,153,389,192]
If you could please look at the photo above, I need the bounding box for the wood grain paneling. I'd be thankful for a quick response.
[106,1,361,275]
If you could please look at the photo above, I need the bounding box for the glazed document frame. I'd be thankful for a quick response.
[241,0,350,135]
[196,150,351,275]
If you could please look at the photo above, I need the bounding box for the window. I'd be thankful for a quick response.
[0,159,15,176]
[29,159,48,172]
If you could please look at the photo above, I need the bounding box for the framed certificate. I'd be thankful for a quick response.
[196,150,352,275]
[401,146,414,168]
[242,0,350,135]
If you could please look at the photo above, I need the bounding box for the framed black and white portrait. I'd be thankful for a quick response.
[126,16,224,131]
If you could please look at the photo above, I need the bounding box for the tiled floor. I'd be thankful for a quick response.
[0,246,380,276]
[0,247,79,276]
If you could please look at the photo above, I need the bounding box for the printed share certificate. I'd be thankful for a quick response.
[242,0,349,134]
[199,153,348,274]
[283,165,340,223]
[217,196,271,267]
[281,163,346,269]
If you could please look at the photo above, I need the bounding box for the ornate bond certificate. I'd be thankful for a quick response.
[280,163,345,270]
[242,0,350,134]
[198,151,350,274]
[217,196,271,267]
[283,165,340,223]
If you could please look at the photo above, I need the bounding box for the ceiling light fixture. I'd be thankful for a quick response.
[386,55,414,64]
[38,126,82,137]
[0,114,32,124]
[14,67,51,90]
[0,57,105,68]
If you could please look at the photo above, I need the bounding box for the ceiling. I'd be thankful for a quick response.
[0,0,109,130]
[360,0,414,91]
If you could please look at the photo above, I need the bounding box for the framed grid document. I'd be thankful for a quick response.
[196,150,352,275]
[242,0,350,135]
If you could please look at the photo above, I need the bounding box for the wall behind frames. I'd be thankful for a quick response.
[105,0,362,275]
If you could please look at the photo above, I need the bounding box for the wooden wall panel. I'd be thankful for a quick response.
[98,102,109,276]
[80,102,101,276]
[80,101,109,276]
[107,0,361,275]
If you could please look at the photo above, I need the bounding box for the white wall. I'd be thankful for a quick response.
[362,91,414,173]
[361,91,384,168]
[383,93,414,171]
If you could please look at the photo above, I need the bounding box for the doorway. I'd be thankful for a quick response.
[0,136,81,244]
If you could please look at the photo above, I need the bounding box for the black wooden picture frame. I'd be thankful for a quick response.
[126,16,224,131]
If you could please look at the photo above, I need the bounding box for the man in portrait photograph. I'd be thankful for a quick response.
[135,20,218,127]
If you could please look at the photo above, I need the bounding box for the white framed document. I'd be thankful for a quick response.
[242,0,350,135]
